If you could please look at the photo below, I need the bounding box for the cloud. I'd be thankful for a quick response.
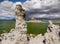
[0,1,13,11]
[23,0,60,19]
[0,1,15,18]
[23,0,60,10]
[32,14,60,18]
[0,1,24,19]
[43,0,59,6]
[0,0,60,20]
[23,0,42,10]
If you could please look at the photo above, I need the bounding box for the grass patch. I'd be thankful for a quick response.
[0,20,15,34]
[27,22,48,35]
[0,20,60,35]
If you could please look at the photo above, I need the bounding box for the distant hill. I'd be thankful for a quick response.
[26,17,60,21]
[35,18,60,20]
[0,16,15,21]
[0,16,60,21]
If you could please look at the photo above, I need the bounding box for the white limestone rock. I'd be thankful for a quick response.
[1,4,28,44]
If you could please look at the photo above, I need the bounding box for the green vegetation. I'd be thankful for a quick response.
[0,20,60,35]
[27,22,48,35]
[0,20,15,34]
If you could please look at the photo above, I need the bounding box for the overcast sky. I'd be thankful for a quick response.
[0,0,60,19]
